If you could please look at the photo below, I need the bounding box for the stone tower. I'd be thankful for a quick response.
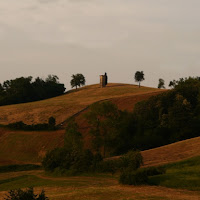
[100,73,108,88]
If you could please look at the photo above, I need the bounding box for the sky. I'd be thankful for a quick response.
[0,0,200,89]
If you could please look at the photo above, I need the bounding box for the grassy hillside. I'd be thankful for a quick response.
[0,162,200,200]
[0,128,65,166]
[106,136,200,167]
[0,172,199,200]
[0,83,161,125]
[1,122,200,167]
[149,156,200,191]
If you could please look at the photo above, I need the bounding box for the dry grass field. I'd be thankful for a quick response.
[0,83,165,166]
[0,128,65,166]
[106,136,200,167]
[142,136,200,167]
[0,170,200,200]
[0,83,200,199]
[0,83,162,125]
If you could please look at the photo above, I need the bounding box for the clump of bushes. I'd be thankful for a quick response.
[4,188,48,200]
[119,169,148,185]
[7,117,57,131]
[42,147,103,175]
[119,166,166,186]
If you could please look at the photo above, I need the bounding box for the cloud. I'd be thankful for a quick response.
[0,0,200,88]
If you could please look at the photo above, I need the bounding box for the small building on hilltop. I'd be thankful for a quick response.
[100,73,108,88]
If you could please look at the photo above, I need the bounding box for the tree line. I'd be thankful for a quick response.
[0,75,65,106]
[0,71,194,107]
[0,73,86,106]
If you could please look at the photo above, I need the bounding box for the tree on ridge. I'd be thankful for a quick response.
[134,71,145,88]
[70,74,86,89]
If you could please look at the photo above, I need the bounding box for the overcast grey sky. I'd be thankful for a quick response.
[0,0,200,89]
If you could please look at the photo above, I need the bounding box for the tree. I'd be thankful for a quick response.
[64,121,83,151]
[70,74,86,89]
[5,188,48,200]
[46,75,59,83]
[0,75,65,106]
[169,80,176,88]
[158,79,165,89]
[48,117,56,130]
[85,101,120,157]
[134,71,145,88]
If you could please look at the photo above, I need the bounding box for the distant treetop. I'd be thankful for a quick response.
[134,71,145,87]
[70,73,86,89]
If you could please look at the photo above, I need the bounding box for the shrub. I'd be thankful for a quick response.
[4,188,48,200]
[7,119,57,131]
[119,150,143,171]
[119,168,148,185]
[48,117,56,130]
[42,147,97,174]
[97,159,120,174]
[140,166,166,176]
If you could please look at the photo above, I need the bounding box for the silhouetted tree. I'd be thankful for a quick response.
[158,79,165,89]
[0,75,65,106]
[70,74,86,89]
[5,188,48,200]
[169,80,176,88]
[134,71,145,88]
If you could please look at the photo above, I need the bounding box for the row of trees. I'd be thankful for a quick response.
[0,75,65,106]
[134,71,187,89]
[0,73,86,106]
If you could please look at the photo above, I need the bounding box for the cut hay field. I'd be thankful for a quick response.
[0,83,162,125]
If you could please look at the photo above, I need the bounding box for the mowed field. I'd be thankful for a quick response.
[0,83,162,125]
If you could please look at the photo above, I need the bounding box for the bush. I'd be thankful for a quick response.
[48,117,56,130]
[119,169,148,185]
[7,119,57,131]
[42,147,98,174]
[4,188,48,200]
[97,159,121,174]
[140,166,166,176]
[96,151,143,174]
[119,151,143,171]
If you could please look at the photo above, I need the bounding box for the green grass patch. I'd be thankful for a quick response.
[0,164,42,173]
[0,174,86,191]
[149,156,200,191]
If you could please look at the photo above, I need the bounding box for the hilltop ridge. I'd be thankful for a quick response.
[0,83,162,125]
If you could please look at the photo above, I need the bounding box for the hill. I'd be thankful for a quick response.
[0,83,162,125]
[1,122,200,167]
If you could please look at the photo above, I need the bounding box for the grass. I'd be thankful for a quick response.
[1,156,200,199]
[0,83,164,166]
[149,156,200,191]
[0,169,199,200]
[0,129,65,165]
[0,83,161,125]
